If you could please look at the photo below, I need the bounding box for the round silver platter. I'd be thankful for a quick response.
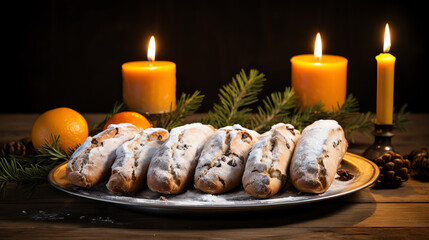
[48,152,379,215]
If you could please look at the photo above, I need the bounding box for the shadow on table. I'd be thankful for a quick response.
[120,194,377,230]
[11,193,377,230]
[3,181,379,230]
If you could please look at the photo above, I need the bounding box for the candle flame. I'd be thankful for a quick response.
[314,32,322,61]
[147,36,156,62]
[383,23,391,53]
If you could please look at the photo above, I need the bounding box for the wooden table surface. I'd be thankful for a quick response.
[1,113,428,239]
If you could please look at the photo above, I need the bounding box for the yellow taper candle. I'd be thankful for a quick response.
[375,24,396,124]
[291,33,348,111]
[122,36,176,114]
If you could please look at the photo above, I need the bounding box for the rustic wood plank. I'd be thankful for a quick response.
[344,179,429,203]
[1,227,428,240]
[1,201,428,228]
[0,114,38,143]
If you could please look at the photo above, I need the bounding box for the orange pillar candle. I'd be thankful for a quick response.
[122,36,176,114]
[375,24,396,125]
[291,33,348,111]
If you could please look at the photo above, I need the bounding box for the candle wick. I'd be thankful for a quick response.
[314,55,322,64]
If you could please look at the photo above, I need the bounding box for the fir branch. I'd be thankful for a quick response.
[203,69,266,128]
[282,94,375,141]
[0,157,56,198]
[0,135,72,199]
[283,101,325,131]
[394,104,410,131]
[252,87,296,133]
[341,112,373,142]
[33,134,73,162]
[337,94,360,113]
[330,95,373,139]
[89,101,125,136]
[155,91,205,130]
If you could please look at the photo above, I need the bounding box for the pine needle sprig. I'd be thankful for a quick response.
[328,94,373,138]
[0,157,57,198]
[89,101,125,136]
[203,69,266,128]
[394,104,411,131]
[281,94,375,141]
[251,87,296,133]
[33,134,74,162]
[0,134,73,199]
[342,112,373,141]
[155,91,205,130]
[280,94,409,141]
[283,101,326,131]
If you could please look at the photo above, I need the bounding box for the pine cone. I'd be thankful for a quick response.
[407,148,429,180]
[0,137,34,157]
[373,151,411,188]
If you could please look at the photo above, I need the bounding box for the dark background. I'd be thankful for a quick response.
[2,0,428,113]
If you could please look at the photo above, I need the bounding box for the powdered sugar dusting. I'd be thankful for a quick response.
[291,120,342,182]
[143,127,168,137]
[194,124,260,193]
[146,123,215,193]
[66,123,141,187]
[243,123,300,197]
[107,128,169,194]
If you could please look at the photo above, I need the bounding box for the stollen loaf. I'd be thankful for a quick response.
[66,123,140,188]
[147,123,215,194]
[194,124,260,194]
[106,128,169,195]
[243,123,300,198]
[290,119,348,194]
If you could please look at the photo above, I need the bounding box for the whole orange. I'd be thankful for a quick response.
[32,107,89,151]
[103,111,152,130]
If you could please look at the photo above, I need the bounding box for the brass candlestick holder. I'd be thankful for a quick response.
[362,123,395,161]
